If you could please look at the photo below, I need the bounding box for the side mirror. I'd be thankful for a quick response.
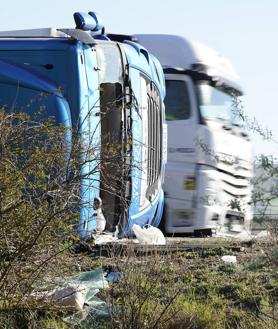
[73,12,97,31]
[88,12,104,32]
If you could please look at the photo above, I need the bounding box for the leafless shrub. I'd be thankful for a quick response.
[0,103,132,313]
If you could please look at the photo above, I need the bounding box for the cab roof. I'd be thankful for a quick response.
[134,34,241,91]
[0,28,166,97]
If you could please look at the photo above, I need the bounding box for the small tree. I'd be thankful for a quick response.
[0,105,130,310]
[0,110,80,308]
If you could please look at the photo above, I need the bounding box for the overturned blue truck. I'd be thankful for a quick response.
[0,12,167,238]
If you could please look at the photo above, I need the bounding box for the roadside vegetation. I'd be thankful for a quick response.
[0,110,91,327]
[0,107,277,329]
[1,228,277,329]
[104,234,277,329]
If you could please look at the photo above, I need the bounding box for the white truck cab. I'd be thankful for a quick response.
[135,34,253,235]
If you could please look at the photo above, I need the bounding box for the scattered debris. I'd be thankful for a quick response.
[132,224,166,245]
[221,255,237,263]
[236,230,253,242]
[215,229,271,242]
[63,269,110,326]
[94,197,106,233]
[94,232,134,245]
[105,271,121,283]
[214,230,252,241]
[25,269,110,326]
[94,234,119,245]
[255,230,270,239]
[25,285,87,311]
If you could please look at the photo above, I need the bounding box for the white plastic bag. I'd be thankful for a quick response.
[132,224,166,245]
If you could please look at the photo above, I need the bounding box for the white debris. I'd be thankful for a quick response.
[48,285,87,310]
[94,197,106,233]
[236,230,253,242]
[221,255,237,263]
[94,234,118,245]
[24,269,109,317]
[255,230,270,239]
[27,284,88,311]
[132,224,166,245]
[94,232,134,245]
[214,230,253,242]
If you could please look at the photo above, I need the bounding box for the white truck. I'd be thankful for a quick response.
[135,34,253,235]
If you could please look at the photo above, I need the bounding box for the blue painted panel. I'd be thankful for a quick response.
[0,36,166,238]
[0,41,101,238]
[0,41,95,128]
[123,43,165,99]
[150,54,166,99]
[0,59,71,126]
[122,42,166,235]
[0,82,71,124]
[123,44,151,78]
[77,44,101,238]
[0,59,60,95]
[125,189,164,236]
[94,35,110,41]
[0,39,70,51]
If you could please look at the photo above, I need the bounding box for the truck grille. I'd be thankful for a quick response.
[217,154,252,199]
[147,86,161,191]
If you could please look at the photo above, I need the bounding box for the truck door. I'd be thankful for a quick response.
[163,74,199,232]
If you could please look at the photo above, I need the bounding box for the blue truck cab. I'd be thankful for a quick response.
[0,12,167,238]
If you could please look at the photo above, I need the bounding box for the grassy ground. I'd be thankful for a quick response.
[0,234,277,329]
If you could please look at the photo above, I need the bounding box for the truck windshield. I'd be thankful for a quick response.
[164,80,191,121]
[197,82,237,124]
